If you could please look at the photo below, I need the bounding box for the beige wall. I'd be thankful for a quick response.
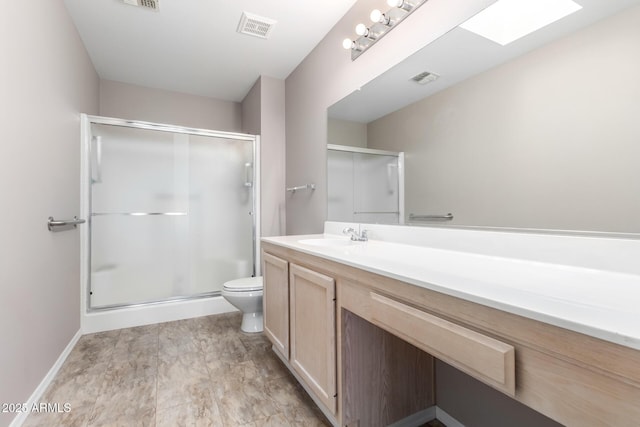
[241,76,287,237]
[259,77,287,237]
[0,2,99,426]
[242,79,261,135]
[368,6,640,233]
[284,0,496,234]
[327,118,367,148]
[100,80,242,132]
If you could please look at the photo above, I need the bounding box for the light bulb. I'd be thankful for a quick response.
[388,0,414,11]
[370,9,383,23]
[355,23,368,36]
[342,38,354,50]
[370,9,392,25]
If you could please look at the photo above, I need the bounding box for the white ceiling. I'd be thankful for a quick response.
[63,0,358,101]
[329,0,640,123]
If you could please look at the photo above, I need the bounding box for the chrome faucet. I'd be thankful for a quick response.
[343,227,368,242]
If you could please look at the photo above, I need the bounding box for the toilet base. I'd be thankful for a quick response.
[241,312,263,333]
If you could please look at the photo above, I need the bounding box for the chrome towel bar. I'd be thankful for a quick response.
[286,184,315,193]
[409,213,454,221]
[48,216,86,232]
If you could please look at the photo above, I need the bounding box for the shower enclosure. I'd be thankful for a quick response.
[327,144,404,224]
[81,115,259,311]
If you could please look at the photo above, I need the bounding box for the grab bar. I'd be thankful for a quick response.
[287,184,315,193]
[409,213,454,221]
[48,216,86,232]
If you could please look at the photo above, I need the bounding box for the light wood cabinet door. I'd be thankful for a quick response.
[263,252,289,359]
[289,263,337,414]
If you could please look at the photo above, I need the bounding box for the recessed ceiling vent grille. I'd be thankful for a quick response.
[411,71,440,85]
[237,12,277,39]
[122,0,159,11]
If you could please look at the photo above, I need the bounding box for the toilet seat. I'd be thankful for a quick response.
[223,276,263,293]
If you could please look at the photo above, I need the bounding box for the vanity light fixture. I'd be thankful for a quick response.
[459,0,582,46]
[343,0,428,60]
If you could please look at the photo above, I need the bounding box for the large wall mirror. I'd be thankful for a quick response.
[327,0,640,234]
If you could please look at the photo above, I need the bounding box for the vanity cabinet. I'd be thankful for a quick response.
[262,250,338,416]
[263,238,640,427]
[337,265,640,427]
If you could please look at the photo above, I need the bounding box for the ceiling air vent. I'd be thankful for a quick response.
[122,0,159,11]
[411,71,440,85]
[237,12,277,39]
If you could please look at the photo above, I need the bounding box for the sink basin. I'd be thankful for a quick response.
[298,238,354,247]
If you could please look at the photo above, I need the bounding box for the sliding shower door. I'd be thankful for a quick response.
[327,145,404,224]
[88,120,256,309]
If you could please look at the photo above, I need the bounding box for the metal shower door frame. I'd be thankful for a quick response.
[80,114,261,312]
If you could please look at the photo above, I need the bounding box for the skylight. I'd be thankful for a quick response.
[459,0,583,46]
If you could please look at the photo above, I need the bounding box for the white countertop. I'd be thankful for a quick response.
[262,230,640,351]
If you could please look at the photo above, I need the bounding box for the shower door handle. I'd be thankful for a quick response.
[48,216,86,231]
[92,136,103,184]
[244,162,253,187]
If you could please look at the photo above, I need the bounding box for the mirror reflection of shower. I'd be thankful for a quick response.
[327,144,404,225]
[85,116,258,310]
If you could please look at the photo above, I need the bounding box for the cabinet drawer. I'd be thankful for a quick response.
[370,292,515,396]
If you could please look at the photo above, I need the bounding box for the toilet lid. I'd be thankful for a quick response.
[223,276,263,292]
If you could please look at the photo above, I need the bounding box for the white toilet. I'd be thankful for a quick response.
[221,276,263,333]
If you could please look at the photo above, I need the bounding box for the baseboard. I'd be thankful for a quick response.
[436,407,466,427]
[82,295,237,333]
[9,329,82,427]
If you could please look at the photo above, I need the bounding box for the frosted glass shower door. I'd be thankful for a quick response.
[353,153,400,224]
[327,147,402,224]
[327,150,354,222]
[89,123,254,309]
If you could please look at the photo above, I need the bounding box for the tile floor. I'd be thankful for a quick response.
[23,312,330,427]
